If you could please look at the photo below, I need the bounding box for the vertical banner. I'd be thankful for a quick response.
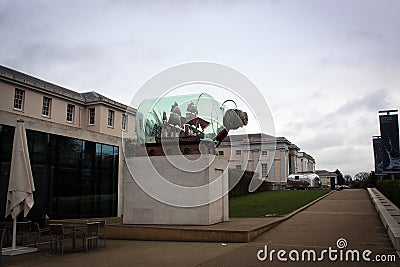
[372,137,383,174]
[379,114,400,173]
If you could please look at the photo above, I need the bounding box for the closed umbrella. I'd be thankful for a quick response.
[4,120,36,254]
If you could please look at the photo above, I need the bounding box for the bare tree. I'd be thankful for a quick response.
[354,172,370,182]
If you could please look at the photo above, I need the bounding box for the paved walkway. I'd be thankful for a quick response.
[200,189,399,266]
[2,189,399,266]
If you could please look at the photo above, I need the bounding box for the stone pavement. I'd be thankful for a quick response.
[200,189,399,266]
[2,189,399,266]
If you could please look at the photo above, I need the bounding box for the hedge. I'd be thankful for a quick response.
[228,169,273,198]
[375,180,400,208]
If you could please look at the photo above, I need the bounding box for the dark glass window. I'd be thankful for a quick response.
[0,124,119,221]
[58,138,82,167]
[0,125,15,162]
[0,125,14,218]
[27,130,49,164]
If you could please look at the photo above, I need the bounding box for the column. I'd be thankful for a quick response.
[243,150,249,170]
[253,149,260,173]
[280,148,287,182]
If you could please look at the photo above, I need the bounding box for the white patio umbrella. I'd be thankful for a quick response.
[4,120,35,253]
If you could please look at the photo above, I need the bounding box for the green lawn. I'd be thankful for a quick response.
[229,190,330,217]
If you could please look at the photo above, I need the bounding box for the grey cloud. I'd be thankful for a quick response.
[278,88,390,175]
[280,88,388,138]
[299,131,346,151]
[2,42,106,79]
[1,0,399,177]
[318,146,360,165]
[348,29,384,43]
[334,88,388,114]
[315,89,389,126]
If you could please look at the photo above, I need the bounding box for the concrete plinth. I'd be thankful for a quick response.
[123,154,229,225]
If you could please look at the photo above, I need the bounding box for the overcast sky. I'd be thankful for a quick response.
[1,0,399,177]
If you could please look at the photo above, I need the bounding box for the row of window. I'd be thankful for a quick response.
[13,88,128,130]
[234,163,269,177]
[218,150,268,156]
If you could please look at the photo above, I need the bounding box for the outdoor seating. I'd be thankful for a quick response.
[1,228,6,265]
[95,220,107,247]
[0,225,11,249]
[49,224,72,254]
[0,226,11,265]
[33,222,50,248]
[82,222,100,252]
[16,221,31,246]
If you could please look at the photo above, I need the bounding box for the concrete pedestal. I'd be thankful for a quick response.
[123,155,229,225]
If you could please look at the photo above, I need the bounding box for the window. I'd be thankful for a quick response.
[218,151,224,156]
[262,163,268,177]
[235,165,241,170]
[42,97,51,117]
[66,104,75,122]
[262,150,267,156]
[88,108,95,125]
[235,150,241,156]
[107,109,114,127]
[13,89,25,110]
[122,114,128,130]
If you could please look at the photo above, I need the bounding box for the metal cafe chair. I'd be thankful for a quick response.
[1,228,6,265]
[95,220,107,247]
[0,225,11,265]
[0,225,11,248]
[49,224,72,255]
[16,221,31,246]
[33,222,50,248]
[82,222,100,252]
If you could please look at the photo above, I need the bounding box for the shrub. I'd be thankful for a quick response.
[376,180,400,208]
[228,169,273,198]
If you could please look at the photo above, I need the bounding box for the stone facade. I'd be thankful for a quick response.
[216,133,316,189]
[297,151,316,173]
[0,65,136,217]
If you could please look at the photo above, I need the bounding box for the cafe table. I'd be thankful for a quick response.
[62,224,86,252]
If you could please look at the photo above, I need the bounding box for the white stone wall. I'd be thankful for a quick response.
[123,155,229,225]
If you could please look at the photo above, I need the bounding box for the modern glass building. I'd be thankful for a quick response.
[0,65,135,222]
[0,124,119,220]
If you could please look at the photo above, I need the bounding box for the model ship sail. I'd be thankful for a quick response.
[135,93,247,155]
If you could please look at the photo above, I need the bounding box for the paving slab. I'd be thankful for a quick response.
[105,190,333,242]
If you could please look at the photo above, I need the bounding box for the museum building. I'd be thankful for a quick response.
[0,65,135,220]
[0,65,317,221]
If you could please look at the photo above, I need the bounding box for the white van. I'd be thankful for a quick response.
[287,173,321,188]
